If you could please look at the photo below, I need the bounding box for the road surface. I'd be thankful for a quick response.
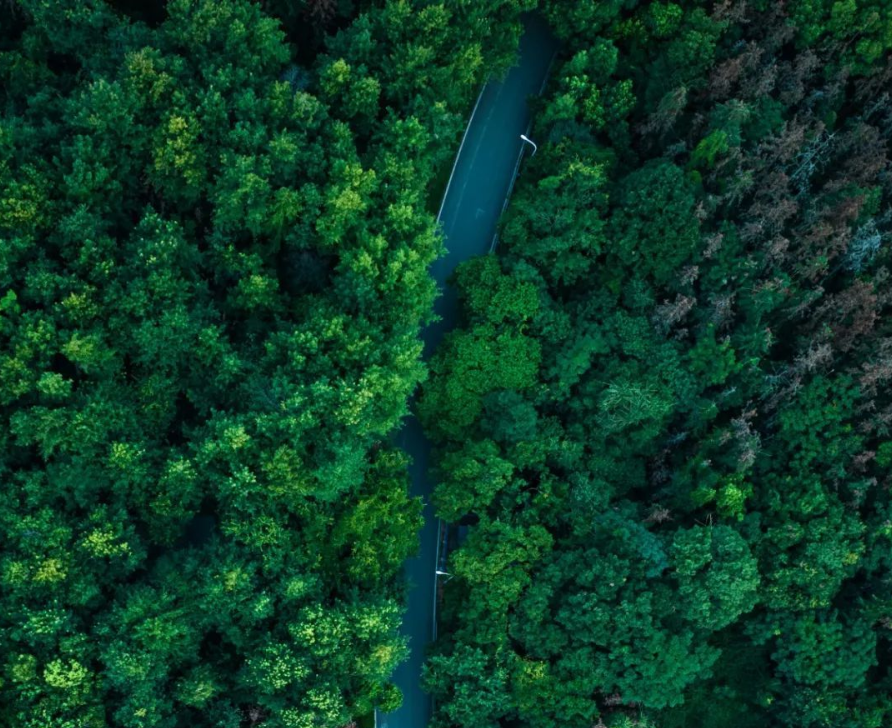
[378,14,558,728]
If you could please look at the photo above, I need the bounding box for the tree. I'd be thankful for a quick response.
[609,160,701,285]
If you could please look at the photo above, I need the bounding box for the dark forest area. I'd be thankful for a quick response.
[421,1,892,727]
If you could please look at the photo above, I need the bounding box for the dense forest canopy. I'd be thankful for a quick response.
[422,2,892,728]
[3,1,892,728]
[0,1,533,726]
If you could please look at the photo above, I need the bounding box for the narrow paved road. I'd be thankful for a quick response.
[379,14,557,728]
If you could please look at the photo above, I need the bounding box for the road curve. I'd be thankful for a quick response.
[379,14,558,728]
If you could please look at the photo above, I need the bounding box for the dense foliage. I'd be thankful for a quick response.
[0,1,534,726]
[5,1,892,726]
[422,2,892,727]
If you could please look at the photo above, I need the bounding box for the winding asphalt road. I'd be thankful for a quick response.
[378,14,558,728]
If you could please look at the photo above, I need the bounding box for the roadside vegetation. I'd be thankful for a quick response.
[0,1,533,726]
[422,2,892,727]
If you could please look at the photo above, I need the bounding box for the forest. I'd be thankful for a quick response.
[1,1,891,728]
[0,0,532,726]
[421,1,892,727]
